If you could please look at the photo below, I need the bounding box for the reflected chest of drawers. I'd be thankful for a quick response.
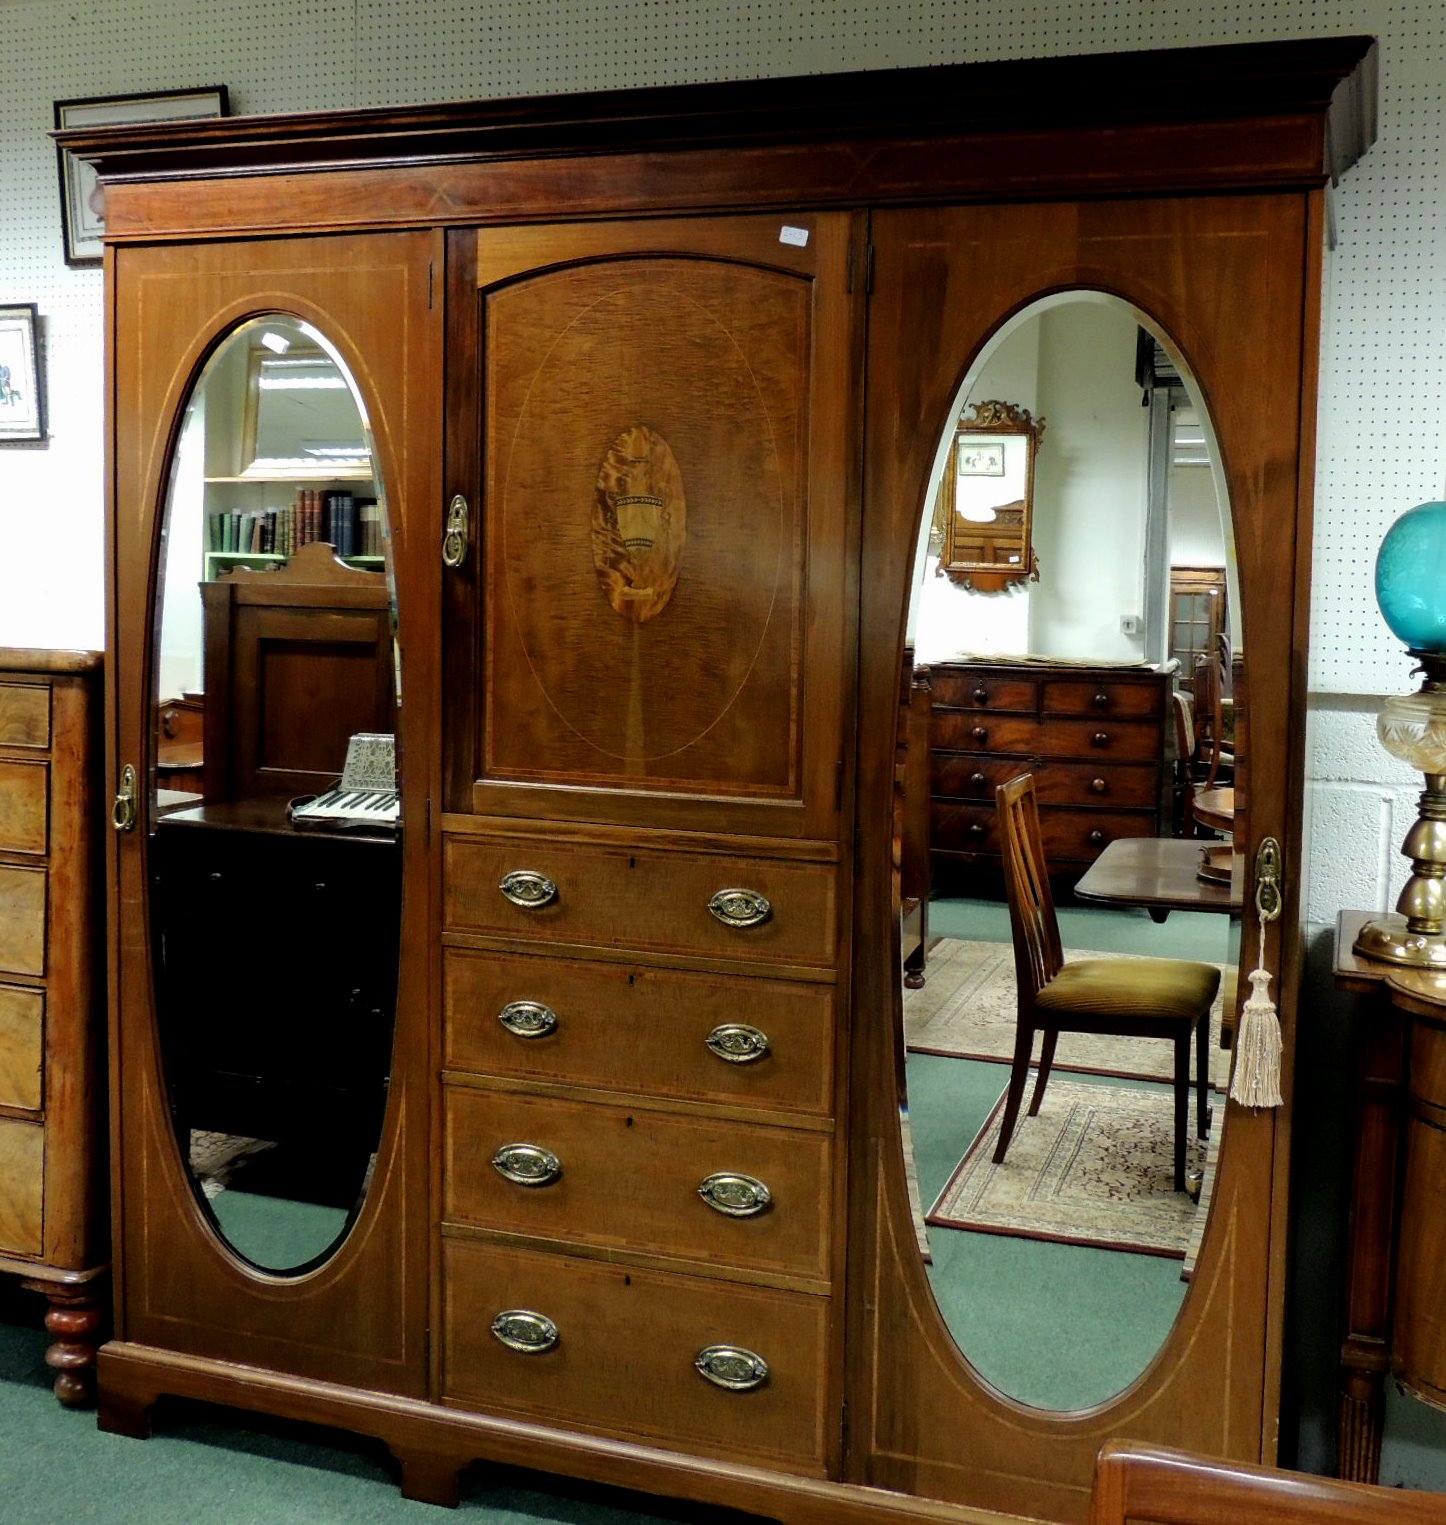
[926,659,1172,881]
[439,825,840,1474]
[0,649,105,1404]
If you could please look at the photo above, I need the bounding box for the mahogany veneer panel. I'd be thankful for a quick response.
[0,760,47,855]
[443,947,834,1115]
[444,1085,831,1283]
[0,866,46,977]
[0,684,49,748]
[0,986,44,1112]
[0,1117,44,1255]
[443,833,838,970]
[442,1238,830,1472]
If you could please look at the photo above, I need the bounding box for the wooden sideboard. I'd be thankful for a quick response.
[0,648,106,1404]
[927,659,1172,883]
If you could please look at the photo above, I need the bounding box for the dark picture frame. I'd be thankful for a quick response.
[54,86,229,265]
[0,305,46,443]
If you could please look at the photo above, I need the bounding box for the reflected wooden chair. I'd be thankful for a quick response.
[994,774,1220,1192]
[1088,1440,1446,1524]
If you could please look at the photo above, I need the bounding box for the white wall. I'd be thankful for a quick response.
[3,0,1444,1486]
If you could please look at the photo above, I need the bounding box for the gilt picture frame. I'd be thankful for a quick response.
[54,86,229,265]
[0,305,45,443]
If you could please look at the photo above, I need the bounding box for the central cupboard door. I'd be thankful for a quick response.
[439,214,860,1474]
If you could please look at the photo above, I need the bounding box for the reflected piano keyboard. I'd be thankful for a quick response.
[289,732,399,833]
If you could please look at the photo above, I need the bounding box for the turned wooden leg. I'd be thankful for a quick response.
[393,1445,464,1507]
[21,1278,105,1408]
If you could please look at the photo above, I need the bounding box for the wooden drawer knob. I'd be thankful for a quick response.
[971,725,989,743]
[972,686,988,704]
[968,822,986,838]
[970,771,987,788]
[1093,689,1111,708]
[1090,778,1107,794]
[1089,829,1106,845]
[1091,731,1109,747]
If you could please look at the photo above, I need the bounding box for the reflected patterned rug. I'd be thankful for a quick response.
[905,938,1229,1088]
[927,1078,1207,1259]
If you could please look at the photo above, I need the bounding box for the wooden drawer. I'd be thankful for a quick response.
[444,1086,831,1282]
[0,1115,44,1256]
[0,759,48,856]
[929,754,1026,800]
[444,947,833,1116]
[0,986,43,1112]
[1033,758,1160,809]
[0,683,49,749]
[930,800,997,856]
[1039,806,1156,863]
[444,834,837,969]
[926,669,1035,712]
[0,865,46,977]
[443,1238,830,1471]
[1040,678,1163,719]
[932,711,1159,762]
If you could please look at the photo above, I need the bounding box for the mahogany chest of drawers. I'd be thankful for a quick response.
[926,659,1172,882]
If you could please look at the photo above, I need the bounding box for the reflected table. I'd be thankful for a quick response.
[1073,837,1243,922]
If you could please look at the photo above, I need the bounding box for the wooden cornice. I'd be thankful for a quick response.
[56,35,1377,189]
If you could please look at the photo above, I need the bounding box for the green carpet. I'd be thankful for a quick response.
[0,1280,758,1524]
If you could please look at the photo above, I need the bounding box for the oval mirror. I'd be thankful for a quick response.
[149,314,400,1274]
[898,292,1242,1410]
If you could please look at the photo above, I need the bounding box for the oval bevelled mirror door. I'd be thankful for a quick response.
[898,292,1242,1410]
[149,313,400,1273]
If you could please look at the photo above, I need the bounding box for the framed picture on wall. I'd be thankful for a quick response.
[54,86,229,265]
[0,305,45,443]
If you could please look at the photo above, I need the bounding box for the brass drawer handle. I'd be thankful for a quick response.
[491,1310,558,1354]
[708,888,772,929]
[491,1143,562,1187]
[698,1172,772,1218]
[500,869,558,908]
[705,1024,771,1065]
[497,1000,558,1039]
[695,1344,770,1391]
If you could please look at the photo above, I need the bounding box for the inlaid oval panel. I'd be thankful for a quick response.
[485,257,808,796]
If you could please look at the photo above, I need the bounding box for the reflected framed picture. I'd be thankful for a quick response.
[957,441,1005,477]
[0,305,45,444]
[54,86,229,265]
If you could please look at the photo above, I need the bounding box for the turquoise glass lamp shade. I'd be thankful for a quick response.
[1377,501,1446,653]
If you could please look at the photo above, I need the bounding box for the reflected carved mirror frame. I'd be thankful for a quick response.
[938,399,1043,592]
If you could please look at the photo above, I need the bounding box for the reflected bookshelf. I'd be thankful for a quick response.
[203,479,383,582]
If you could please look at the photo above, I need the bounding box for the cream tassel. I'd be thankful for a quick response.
[1230,919,1283,1108]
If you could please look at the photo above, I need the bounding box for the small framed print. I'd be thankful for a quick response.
[957,441,1005,477]
[54,86,229,265]
[0,305,45,444]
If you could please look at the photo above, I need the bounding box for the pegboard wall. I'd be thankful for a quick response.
[0,0,1439,682]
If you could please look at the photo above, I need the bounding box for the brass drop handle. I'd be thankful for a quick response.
[705,1024,771,1064]
[442,492,470,569]
[500,869,558,908]
[112,763,138,833]
[491,1143,562,1187]
[492,1310,559,1354]
[497,1001,558,1039]
[698,1172,773,1218]
[971,725,989,743]
[694,1345,770,1391]
[1090,777,1107,794]
[708,888,772,928]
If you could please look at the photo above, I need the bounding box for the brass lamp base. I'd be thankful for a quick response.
[1353,912,1446,969]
